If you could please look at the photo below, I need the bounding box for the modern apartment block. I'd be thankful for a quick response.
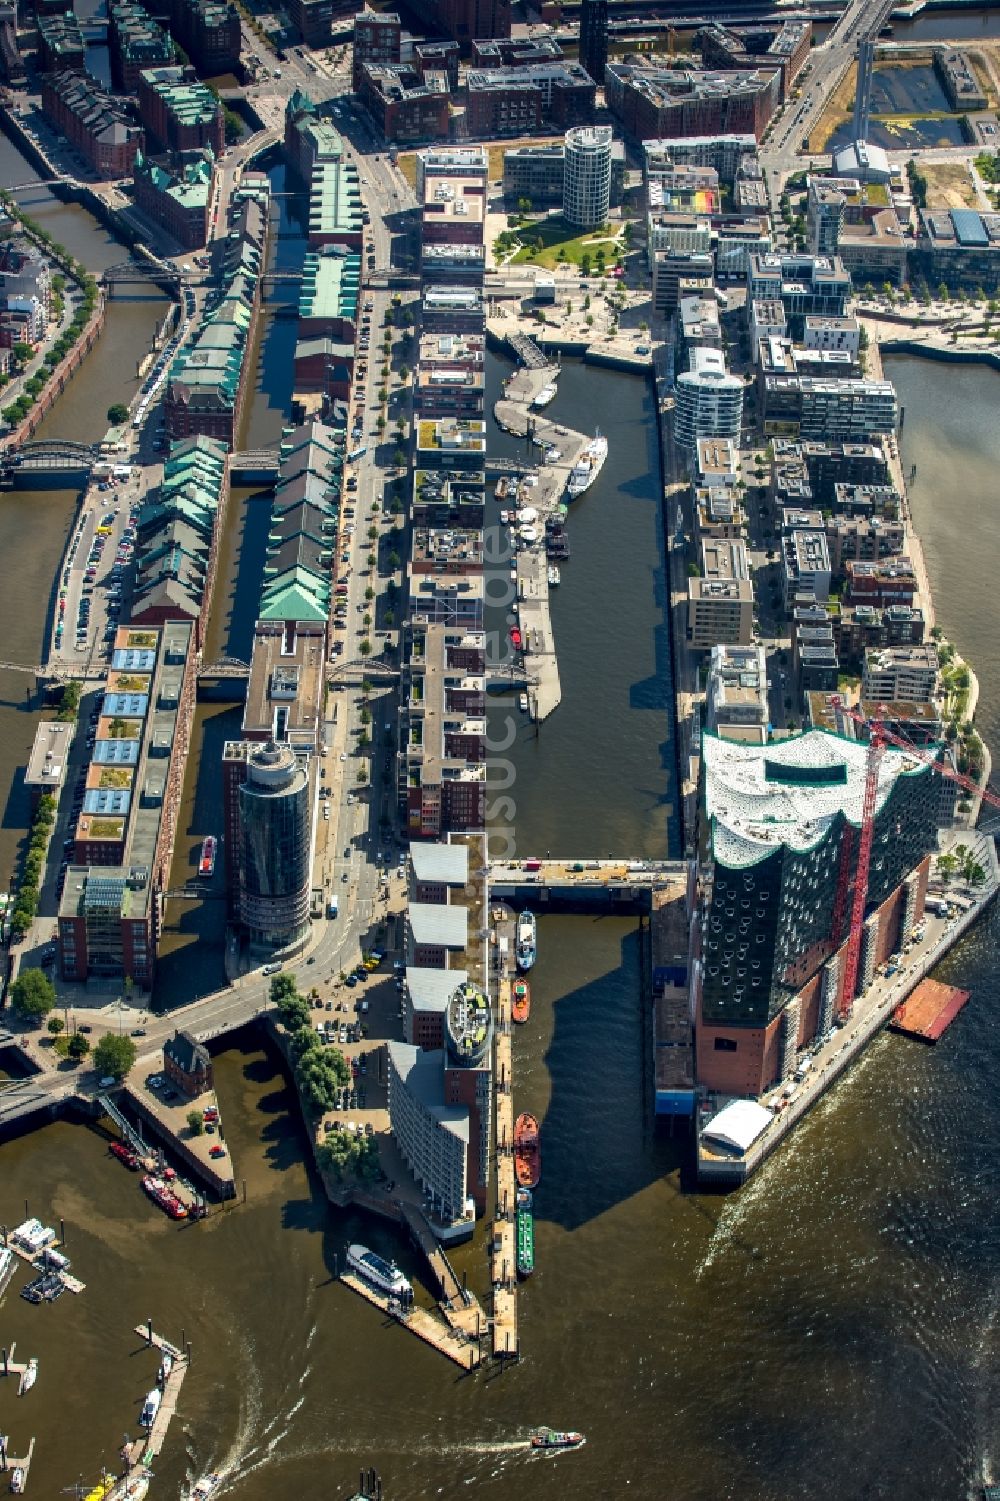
[762,376,898,441]
[58,622,197,990]
[705,643,769,744]
[108,0,174,92]
[465,61,596,137]
[401,623,485,837]
[357,64,451,145]
[694,731,940,1097]
[862,643,939,704]
[747,252,852,329]
[137,66,225,157]
[606,62,780,144]
[563,124,613,229]
[352,8,401,89]
[41,72,143,179]
[687,537,754,650]
[674,347,744,451]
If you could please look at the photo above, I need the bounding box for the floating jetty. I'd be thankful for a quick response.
[891,979,971,1043]
[125,1324,188,1471]
[490,912,519,1361]
[0,1344,36,1396]
[339,1271,480,1370]
[0,1435,35,1491]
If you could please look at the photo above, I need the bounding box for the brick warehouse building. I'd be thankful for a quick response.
[693,729,940,1098]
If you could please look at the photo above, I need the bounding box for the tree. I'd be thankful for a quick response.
[186,1109,205,1136]
[223,108,243,145]
[47,1015,65,1035]
[9,968,55,1024]
[92,1033,137,1080]
[937,852,958,883]
[106,402,129,424]
[388,549,401,570]
[517,196,532,214]
[295,1047,350,1117]
[67,1031,90,1062]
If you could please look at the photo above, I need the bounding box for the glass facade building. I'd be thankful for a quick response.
[238,741,311,949]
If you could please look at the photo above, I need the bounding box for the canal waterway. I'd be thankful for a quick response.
[2,129,1000,1500]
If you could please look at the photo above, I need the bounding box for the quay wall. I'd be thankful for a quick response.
[698,872,1000,1186]
[7,297,107,447]
[880,337,1000,373]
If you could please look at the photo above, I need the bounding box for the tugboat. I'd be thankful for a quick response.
[189,1475,225,1500]
[516,910,536,971]
[531,1428,585,1451]
[514,1112,540,1189]
[516,1187,534,1277]
[199,835,217,877]
[511,978,530,1024]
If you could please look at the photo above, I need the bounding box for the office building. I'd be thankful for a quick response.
[286,0,336,47]
[386,1040,473,1226]
[58,622,197,990]
[606,62,780,144]
[133,149,213,251]
[131,435,229,644]
[695,730,940,1096]
[222,739,311,951]
[807,180,845,255]
[165,0,240,75]
[687,537,754,650]
[706,643,769,744]
[762,376,897,441]
[579,0,607,85]
[644,134,757,185]
[935,48,987,112]
[674,347,744,451]
[652,247,713,315]
[137,66,225,157]
[503,137,624,210]
[41,72,143,179]
[783,528,831,606]
[400,0,510,54]
[562,124,613,229]
[108,0,173,92]
[465,61,596,137]
[307,160,363,251]
[357,64,451,145]
[697,19,810,100]
[352,9,401,88]
[258,423,343,625]
[402,622,485,836]
[748,252,852,329]
[915,207,1000,292]
[37,10,84,71]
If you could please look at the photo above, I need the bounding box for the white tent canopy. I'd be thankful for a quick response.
[703,1100,773,1154]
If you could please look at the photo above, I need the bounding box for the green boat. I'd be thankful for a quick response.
[516,1187,534,1277]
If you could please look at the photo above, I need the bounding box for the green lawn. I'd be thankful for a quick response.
[505,215,624,271]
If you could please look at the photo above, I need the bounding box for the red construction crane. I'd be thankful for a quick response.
[831,700,1000,1016]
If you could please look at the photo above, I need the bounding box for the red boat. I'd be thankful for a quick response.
[512,979,530,1025]
[141,1175,188,1221]
[110,1140,140,1171]
[509,627,522,651]
[514,1112,540,1189]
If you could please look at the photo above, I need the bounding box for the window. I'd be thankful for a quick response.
[714,1037,738,1052]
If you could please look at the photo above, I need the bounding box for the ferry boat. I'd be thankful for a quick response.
[110,1140,140,1171]
[141,1175,188,1221]
[531,383,557,409]
[139,1387,162,1429]
[18,1359,37,1396]
[199,835,217,878]
[346,1243,412,1300]
[565,431,608,499]
[512,979,531,1024]
[516,1187,534,1277]
[547,566,561,587]
[531,1428,585,1451]
[518,692,529,714]
[516,910,536,971]
[514,1112,540,1189]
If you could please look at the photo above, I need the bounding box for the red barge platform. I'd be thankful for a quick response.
[891,979,971,1043]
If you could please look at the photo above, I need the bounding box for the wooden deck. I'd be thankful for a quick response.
[339,1272,480,1370]
[490,919,519,1361]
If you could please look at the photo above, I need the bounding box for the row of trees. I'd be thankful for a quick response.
[0,192,100,429]
[10,793,56,942]
[937,844,987,887]
[270,974,352,1118]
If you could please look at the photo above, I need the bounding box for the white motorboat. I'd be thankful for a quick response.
[565,431,608,499]
[17,1358,37,1396]
[139,1386,162,1429]
[547,566,561,586]
[531,382,557,409]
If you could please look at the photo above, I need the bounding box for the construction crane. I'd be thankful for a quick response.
[831,699,1000,1016]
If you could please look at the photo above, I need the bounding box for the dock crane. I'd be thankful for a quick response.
[829,699,1000,1018]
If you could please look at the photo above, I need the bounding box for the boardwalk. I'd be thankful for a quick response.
[490,918,519,1361]
[399,1203,484,1345]
[339,1272,480,1370]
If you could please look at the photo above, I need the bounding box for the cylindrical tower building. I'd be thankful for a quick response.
[238,740,311,950]
[562,125,613,231]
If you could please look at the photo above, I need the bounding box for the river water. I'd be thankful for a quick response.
[2,132,1000,1500]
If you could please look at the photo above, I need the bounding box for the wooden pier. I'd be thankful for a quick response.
[0,1435,35,1490]
[124,1324,189,1470]
[0,1341,30,1390]
[339,1272,480,1370]
[399,1204,484,1346]
[5,1236,86,1295]
[490,919,519,1362]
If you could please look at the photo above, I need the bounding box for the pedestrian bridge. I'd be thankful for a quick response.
[230,448,280,483]
[487,858,687,911]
